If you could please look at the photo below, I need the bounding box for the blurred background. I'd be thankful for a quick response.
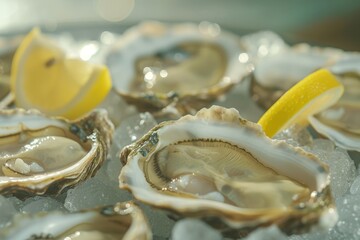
[0,0,359,50]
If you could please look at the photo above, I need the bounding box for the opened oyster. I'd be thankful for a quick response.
[0,201,152,240]
[309,58,360,152]
[0,108,113,196]
[119,106,336,237]
[107,21,249,117]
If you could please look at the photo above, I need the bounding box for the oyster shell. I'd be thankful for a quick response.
[107,21,249,117]
[309,57,360,151]
[0,201,152,240]
[119,106,336,237]
[0,108,113,196]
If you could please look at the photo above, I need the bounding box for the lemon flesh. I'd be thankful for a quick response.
[258,69,344,138]
[11,28,112,120]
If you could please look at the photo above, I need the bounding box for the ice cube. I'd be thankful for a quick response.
[98,89,138,127]
[0,196,18,228]
[64,175,133,212]
[107,112,158,183]
[112,112,157,150]
[240,31,287,58]
[6,197,23,211]
[288,231,330,240]
[274,127,357,198]
[140,204,176,239]
[171,218,222,240]
[311,139,335,153]
[274,125,313,147]
[328,193,360,240]
[91,149,121,190]
[242,225,287,240]
[103,156,122,185]
[350,175,360,195]
[90,154,121,188]
[309,141,356,198]
[21,196,65,213]
[348,151,360,170]
[214,80,263,122]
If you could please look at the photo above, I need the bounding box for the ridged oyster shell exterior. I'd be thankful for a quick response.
[0,108,113,196]
[119,106,336,237]
[0,201,152,240]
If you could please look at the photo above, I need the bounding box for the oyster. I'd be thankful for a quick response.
[0,201,152,240]
[119,106,336,237]
[0,108,113,196]
[107,21,249,117]
[309,57,360,151]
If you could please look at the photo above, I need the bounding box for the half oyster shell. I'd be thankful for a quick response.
[107,21,249,117]
[309,57,360,151]
[119,106,336,237]
[0,108,113,196]
[0,201,152,240]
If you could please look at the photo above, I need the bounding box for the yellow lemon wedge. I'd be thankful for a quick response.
[10,28,112,120]
[258,69,344,138]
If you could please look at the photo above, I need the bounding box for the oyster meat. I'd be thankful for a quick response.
[0,108,113,196]
[107,21,249,116]
[0,201,152,240]
[119,106,336,237]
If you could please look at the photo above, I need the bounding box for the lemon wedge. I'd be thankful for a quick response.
[10,28,112,120]
[258,69,344,138]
